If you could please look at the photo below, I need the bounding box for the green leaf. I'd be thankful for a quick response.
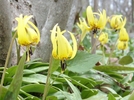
[4,53,26,100]
[83,91,107,100]
[72,76,97,88]
[21,84,57,94]
[46,96,58,100]
[23,74,47,83]
[0,86,8,100]
[64,78,82,100]
[119,55,133,65]
[50,56,60,74]
[67,51,102,73]
[23,69,35,75]
[81,89,98,99]
[128,91,134,100]
[94,65,134,72]
[108,93,116,100]
[5,65,17,77]
[30,66,49,73]
[102,87,117,94]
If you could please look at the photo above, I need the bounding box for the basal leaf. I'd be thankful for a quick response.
[128,91,134,100]
[108,93,116,100]
[67,51,102,73]
[64,78,82,100]
[94,65,134,72]
[21,84,57,94]
[119,55,133,65]
[4,53,26,100]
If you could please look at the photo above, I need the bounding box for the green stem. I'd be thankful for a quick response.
[108,39,118,64]
[26,45,30,62]
[102,45,105,65]
[0,32,17,95]
[15,39,20,64]
[42,56,53,100]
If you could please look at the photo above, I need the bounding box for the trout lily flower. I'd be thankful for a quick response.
[117,40,128,50]
[15,14,40,61]
[51,24,77,60]
[77,18,90,42]
[119,28,129,42]
[15,14,40,46]
[98,32,108,45]
[86,6,107,30]
[117,27,129,50]
[110,15,126,30]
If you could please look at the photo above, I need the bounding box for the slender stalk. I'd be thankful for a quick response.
[42,56,53,100]
[0,32,17,95]
[91,33,97,54]
[108,39,118,64]
[26,45,30,62]
[15,39,20,64]
[102,45,105,65]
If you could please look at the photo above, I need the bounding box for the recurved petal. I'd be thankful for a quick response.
[68,31,77,59]
[23,15,33,25]
[86,6,94,26]
[51,23,58,42]
[27,21,40,43]
[26,28,39,45]
[51,24,58,58]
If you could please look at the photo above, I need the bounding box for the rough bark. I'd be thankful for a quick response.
[30,0,52,31]
[31,0,73,62]
[0,0,12,66]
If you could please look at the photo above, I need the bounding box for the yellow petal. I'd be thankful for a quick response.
[15,14,40,46]
[26,28,39,45]
[77,18,90,41]
[119,28,129,41]
[57,32,70,60]
[27,21,40,43]
[51,24,58,59]
[86,6,95,26]
[117,40,128,50]
[68,31,77,59]
[98,32,108,45]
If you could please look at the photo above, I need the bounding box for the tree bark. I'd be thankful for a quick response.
[31,0,73,62]
[0,0,12,66]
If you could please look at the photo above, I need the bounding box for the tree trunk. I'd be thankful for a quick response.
[31,0,73,62]
[0,0,12,66]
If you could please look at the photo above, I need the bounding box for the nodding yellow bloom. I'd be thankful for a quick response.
[77,18,90,42]
[51,24,77,60]
[110,15,126,30]
[98,32,108,45]
[117,40,128,50]
[15,14,40,46]
[119,28,129,42]
[86,6,107,30]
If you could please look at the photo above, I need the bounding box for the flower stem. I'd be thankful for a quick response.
[42,56,53,100]
[108,39,118,64]
[26,46,30,62]
[0,32,17,95]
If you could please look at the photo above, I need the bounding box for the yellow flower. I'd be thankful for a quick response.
[15,14,40,46]
[117,40,128,50]
[86,6,107,30]
[51,24,77,60]
[110,15,126,30]
[77,18,90,42]
[119,28,129,41]
[98,32,108,45]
